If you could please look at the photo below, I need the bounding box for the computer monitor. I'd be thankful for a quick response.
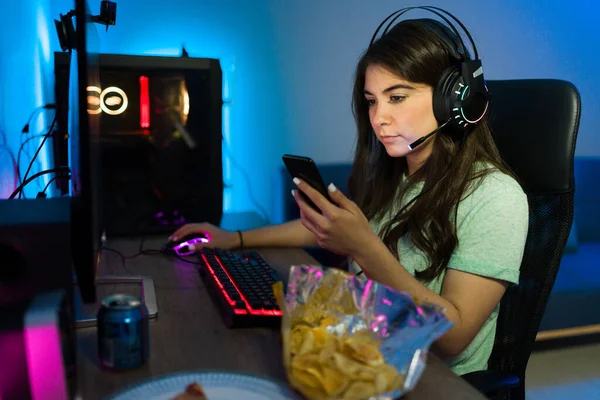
[69,0,102,304]
[0,1,100,308]
[54,1,158,326]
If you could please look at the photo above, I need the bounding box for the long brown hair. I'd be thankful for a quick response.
[348,19,514,281]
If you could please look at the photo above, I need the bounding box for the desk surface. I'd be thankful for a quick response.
[76,237,485,400]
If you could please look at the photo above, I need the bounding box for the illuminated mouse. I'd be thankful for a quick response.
[163,234,209,256]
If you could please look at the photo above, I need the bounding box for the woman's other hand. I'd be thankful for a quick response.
[169,222,240,251]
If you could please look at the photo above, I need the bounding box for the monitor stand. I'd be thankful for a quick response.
[73,275,157,328]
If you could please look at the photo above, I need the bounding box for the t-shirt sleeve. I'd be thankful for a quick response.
[447,174,529,285]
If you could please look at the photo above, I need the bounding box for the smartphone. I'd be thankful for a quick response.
[282,154,332,212]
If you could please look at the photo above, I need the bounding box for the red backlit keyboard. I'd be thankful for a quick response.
[197,248,283,328]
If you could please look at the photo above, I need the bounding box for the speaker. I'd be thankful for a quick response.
[0,290,75,400]
[0,199,76,399]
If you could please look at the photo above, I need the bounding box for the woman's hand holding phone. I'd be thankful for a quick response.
[291,176,378,259]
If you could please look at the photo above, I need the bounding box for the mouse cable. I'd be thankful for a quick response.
[174,253,204,265]
[100,246,136,275]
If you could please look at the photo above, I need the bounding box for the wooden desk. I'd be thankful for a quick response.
[75,237,485,400]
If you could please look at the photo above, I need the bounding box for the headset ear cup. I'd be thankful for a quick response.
[433,65,461,123]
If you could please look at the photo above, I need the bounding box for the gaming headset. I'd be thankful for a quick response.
[369,6,491,145]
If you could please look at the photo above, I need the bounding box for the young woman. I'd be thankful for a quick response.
[169,10,528,375]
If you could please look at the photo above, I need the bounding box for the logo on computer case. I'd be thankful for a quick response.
[86,86,129,115]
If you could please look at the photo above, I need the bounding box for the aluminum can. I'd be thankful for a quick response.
[97,294,149,370]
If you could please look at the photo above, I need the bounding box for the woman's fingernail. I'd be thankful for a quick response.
[328,183,337,192]
[171,236,177,241]
[291,189,295,197]
[293,177,300,185]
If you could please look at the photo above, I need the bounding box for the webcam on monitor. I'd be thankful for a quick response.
[92,1,117,30]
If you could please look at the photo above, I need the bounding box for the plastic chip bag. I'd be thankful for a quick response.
[273,265,453,400]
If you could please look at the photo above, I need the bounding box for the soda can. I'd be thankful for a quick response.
[97,294,149,370]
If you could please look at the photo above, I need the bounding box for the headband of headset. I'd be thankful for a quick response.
[369,6,479,60]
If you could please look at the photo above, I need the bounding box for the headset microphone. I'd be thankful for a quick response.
[408,119,451,151]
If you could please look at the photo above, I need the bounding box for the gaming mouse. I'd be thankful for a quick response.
[163,234,209,256]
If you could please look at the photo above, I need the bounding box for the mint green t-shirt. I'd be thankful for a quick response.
[349,165,529,375]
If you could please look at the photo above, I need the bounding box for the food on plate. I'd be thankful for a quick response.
[170,382,208,400]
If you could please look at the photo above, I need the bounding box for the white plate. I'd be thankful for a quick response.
[105,371,303,400]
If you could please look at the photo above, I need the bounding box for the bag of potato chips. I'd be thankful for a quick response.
[273,265,453,400]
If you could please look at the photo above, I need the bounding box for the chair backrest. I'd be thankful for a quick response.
[485,79,581,395]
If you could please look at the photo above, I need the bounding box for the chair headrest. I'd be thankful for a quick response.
[485,79,581,194]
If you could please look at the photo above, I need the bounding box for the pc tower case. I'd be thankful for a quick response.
[54,53,224,236]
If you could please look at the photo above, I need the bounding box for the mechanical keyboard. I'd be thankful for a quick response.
[197,247,283,328]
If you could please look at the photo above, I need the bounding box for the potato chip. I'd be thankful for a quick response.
[297,329,315,356]
[342,381,377,400]
[343,334,384,367]
[332,352,372,379]
[311,326,329,346]
[321,365,349,397]
[290,367,322,390]
[291,353,319,371]
[290,325,311,355]
[288,372,327,400]
[317,336,338,364]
